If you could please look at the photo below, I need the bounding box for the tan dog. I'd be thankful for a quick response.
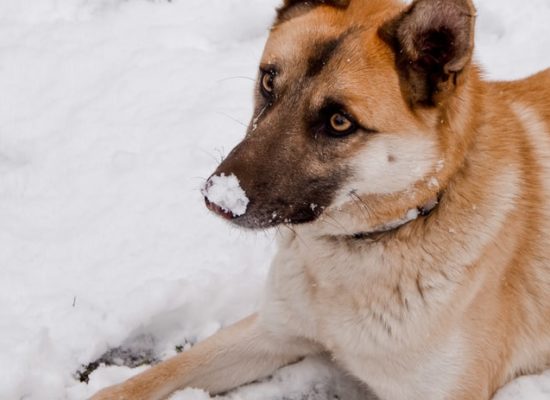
[92,0,550,399]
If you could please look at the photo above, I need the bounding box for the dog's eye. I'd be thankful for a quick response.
[260,71,275,96]
[329,112,355,136]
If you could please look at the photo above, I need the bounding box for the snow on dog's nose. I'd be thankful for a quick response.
[202,174,250,220]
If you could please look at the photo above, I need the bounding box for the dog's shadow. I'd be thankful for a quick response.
[215,355,378,400]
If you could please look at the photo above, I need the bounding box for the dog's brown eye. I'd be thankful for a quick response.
[261,72,275,95]
[330,113,353,134]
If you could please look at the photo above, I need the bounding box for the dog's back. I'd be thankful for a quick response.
[494,68,550,122]
[474,67,550,389]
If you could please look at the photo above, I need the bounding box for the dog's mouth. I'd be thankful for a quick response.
[204,198,234,221]
[204,196,324,229]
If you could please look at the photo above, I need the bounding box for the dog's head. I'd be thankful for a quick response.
[203,0,477,234]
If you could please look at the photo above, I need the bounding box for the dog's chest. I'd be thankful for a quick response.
[260,232,464,400]
[263,233,413,349]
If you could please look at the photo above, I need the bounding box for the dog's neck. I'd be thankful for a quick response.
[303,186,444,240]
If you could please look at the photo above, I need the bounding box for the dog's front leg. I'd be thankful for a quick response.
[90,313,320,400]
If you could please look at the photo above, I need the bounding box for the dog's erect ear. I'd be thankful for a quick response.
[379,0,476,107]
[277,0,351,23]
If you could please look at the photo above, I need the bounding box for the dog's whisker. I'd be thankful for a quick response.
[251,103,269,132]
[349,191,373,222]
[217,76,255,83]
[272,226,282,244]
[348,195,368,221]
[213,147,226,163]
[216,111,248,128]
[198,148,224,165]
[322,214,350,234]
[284,224,308,248]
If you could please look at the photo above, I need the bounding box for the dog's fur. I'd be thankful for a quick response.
[92,0,550,399]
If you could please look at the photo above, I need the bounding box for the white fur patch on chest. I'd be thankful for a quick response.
[342,330,465,400]
[260,231,466,400]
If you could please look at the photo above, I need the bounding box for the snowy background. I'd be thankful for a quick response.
[1,0,550,399]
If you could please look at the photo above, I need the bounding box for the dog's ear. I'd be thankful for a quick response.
[277,0,351,22]
[379,0,476,107]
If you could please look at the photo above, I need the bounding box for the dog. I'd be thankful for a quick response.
[91,0,550,399]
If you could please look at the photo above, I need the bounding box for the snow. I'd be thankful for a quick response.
[494,371,550,400]
[381,208,420,232]
[0,1,549,400]
[202,174,249,217]
[170,389,211,400]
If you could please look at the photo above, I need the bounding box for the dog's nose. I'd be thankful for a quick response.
[201,173,250,220]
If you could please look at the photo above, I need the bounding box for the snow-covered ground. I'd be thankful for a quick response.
[1,1,549,399]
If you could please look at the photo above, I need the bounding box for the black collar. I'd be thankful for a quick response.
[350,194,440,242]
